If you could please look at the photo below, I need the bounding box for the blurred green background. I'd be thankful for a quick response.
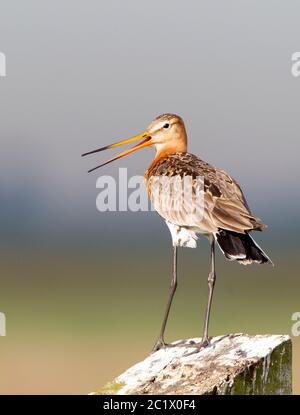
[0,0,299,394]
[1,225,299,393]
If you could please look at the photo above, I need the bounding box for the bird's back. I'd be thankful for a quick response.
[145,152,266,235]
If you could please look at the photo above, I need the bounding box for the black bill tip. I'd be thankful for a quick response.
[81,145,111,157]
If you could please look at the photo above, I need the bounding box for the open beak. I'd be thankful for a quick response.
[81,131,152,173]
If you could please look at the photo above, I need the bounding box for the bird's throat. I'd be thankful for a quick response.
[154,142,187,162]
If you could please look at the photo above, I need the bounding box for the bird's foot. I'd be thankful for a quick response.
[183,337,211,356]
[151,338,174,353]
[152,337,212,354]
[198,337,210,348]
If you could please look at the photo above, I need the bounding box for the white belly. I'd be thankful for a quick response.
[165,221,211,248]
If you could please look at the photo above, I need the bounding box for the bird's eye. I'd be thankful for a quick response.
[163,123,170,129]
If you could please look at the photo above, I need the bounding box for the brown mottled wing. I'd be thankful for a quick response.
[145,152,266,234]
[205,166,266,233]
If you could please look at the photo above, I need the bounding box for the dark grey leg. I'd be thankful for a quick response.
[152,245,177,352]
[202,239,216,346]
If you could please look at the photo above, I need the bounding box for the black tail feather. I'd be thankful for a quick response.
[216,229,272,265]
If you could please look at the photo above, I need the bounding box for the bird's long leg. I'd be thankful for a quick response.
[201,238,216,347]
[152,245,177,352]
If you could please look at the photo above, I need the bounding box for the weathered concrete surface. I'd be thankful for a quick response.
[93,334,292,395]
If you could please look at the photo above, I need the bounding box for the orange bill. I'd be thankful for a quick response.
[81,131,152,173]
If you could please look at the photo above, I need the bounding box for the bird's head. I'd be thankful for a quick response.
[147,114,187,155]
[82,113,187,173]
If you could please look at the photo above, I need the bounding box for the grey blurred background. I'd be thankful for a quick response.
[0,0,299,394]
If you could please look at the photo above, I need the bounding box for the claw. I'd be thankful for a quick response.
[152,338,167,353]
[184,338,211,356]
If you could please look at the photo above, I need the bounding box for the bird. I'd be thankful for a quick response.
[82,113,272,352]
